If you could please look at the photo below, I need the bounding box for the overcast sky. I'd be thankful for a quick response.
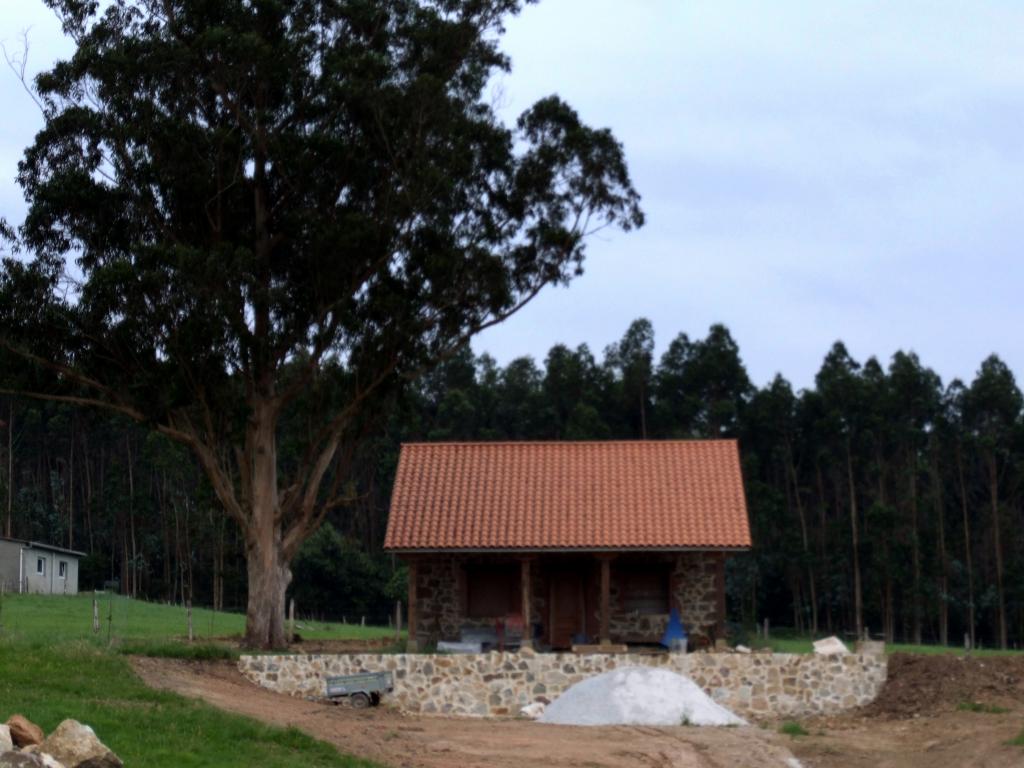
[2,2,1024,389]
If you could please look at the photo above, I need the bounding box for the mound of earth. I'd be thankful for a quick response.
[862,653,1024,719]
[539,666,746,727]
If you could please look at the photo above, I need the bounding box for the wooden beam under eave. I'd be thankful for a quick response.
[520,557,533,650]
[715,552,727,642]
[406,559,418,652]
[599,555,611,646]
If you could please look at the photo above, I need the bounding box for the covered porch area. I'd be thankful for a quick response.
[403,550,727,653]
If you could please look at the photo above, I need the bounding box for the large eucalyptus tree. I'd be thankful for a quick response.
[0,0,641,647]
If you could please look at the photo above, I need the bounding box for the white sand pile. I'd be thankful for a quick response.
[539,666,746,727]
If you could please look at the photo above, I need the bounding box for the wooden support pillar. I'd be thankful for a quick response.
[714,553,727,642]
[520,557,533,650]
[406,560,418,652]
[599,556,611,646]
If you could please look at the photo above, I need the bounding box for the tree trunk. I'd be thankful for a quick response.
[931,449,948,647]
[126,435,137,598]
[242,399,293,649]
[909,450,922,645]
[846,439,864,640]
[244,528,291,649]
[816,461,833,633]
[67,416,75,551]
[986,452,1007,649]
[955,443,975,649]
[787,441,817,634]
[5,400,11,539]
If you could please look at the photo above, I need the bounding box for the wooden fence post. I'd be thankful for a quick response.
[187,600,193,643]
[92,598,100,634]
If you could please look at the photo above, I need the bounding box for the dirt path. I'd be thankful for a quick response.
[130,657,798,768]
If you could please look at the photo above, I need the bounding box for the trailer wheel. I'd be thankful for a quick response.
[350,692,371,709]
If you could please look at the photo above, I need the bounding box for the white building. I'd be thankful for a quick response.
[0,537,83,594]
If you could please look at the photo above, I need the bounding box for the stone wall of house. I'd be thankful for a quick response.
[239,649,887,719]
[412,552,722,647]
[413,558,462,642]
[605,552,720,643]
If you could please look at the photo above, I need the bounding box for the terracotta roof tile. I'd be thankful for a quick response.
[384,440,751,551]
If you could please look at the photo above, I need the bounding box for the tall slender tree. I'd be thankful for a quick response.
[963,356,1022,649]
[0,0,642,647]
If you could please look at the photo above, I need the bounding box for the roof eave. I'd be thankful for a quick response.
[385,544,752,555]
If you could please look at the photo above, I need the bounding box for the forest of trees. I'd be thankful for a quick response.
[3,319,1023,648]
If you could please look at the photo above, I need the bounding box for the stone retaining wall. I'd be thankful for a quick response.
[239,649,887,719]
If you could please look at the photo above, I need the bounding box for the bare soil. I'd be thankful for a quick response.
[130,657,797,767]
[130,653,1024,768]
[788,709,1023,768]
[860,653,1024,719]
[789,653,1024,768]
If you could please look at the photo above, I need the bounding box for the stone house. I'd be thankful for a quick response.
[0,536,83,594]
[384,440,751,651]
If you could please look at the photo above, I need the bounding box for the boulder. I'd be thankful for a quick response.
[39,722,121,768]
[5,718,44,749]
[76,759,120,768]
[813,636,850,656]
[519,701,546,718]
[14,753,62,768]
[0,726,13,753]
[0,752,51,768]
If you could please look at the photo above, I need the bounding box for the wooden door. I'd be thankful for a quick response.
[549,570,584,649]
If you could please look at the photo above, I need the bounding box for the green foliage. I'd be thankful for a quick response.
[778,721,809,738]
[9,303,1024,652]
[1,0,642,647]
[0,639,380,767]
[957,701,1010,714]
[116,641,238,661]
[290,523,402,624]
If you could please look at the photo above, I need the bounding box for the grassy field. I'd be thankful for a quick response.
[749,630,1024,657]
[0,592,400,645]
[0,639,381,767]
[0,593,392,767]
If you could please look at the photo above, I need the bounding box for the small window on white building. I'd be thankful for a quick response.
[36,557,45,576]
[58,561,67,578]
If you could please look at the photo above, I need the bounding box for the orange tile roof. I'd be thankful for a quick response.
[384,440,751,552]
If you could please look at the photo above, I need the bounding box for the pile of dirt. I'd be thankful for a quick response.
[862,653,1024,719]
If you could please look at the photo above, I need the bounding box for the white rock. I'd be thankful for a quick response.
[0,725,13,753]
[813,636,850,656]
[735,644,752,654]
[539,666,746,727]
[519,701,546,718]
[39,720,121,768]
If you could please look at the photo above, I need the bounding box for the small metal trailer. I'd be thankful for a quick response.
[325,671,394,708]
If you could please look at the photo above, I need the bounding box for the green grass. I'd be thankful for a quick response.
[115,640,239,660]
[0,592,399,645]
[0,639,383,767]
[956,701,1011,714]
[778,721,809,738]
[746,629,1024,657]
[0,593,395,767]
[1009,728,1024,747]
